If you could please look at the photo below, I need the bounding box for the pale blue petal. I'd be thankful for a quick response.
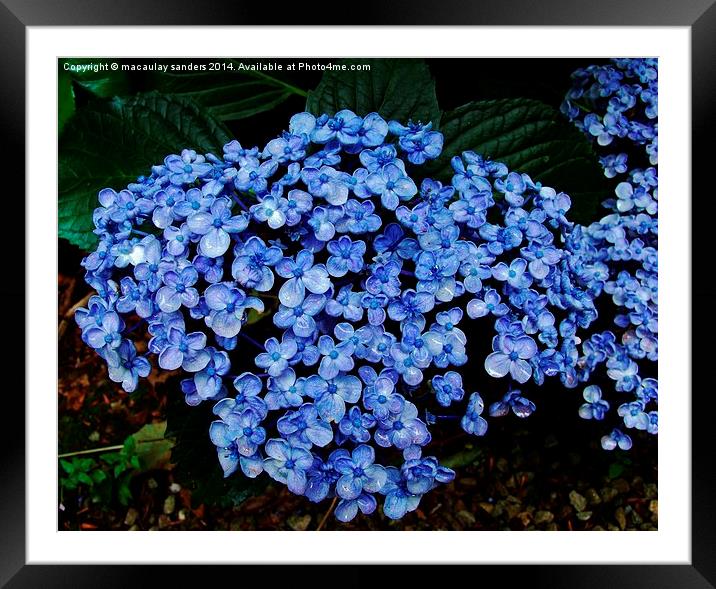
[211,310,242,338]
[510,359,532,383]
[279,277,305,307]
[200,228,231,258]
[484,352,510,378]
[159,346,183,370]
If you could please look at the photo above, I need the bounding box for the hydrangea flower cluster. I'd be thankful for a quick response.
[561,58,658,449]
[75,58,657,521]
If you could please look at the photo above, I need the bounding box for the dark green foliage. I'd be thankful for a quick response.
[427,98,608,223]
[307,58,441,127]
[58,92,232,250]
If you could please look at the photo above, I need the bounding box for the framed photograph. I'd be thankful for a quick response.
[4,0,711,586]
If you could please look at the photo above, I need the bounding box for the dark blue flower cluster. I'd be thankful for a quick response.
[562,58,658,449]
[76,59,657,521]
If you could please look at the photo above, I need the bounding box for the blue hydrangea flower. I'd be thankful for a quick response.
[262,134,307,163]
[312,109,363,145]
[484,334,538,383]
[326,236,366,277]
[360,292,389,326]
[491,258,531,289]
[204,283,252,338]
[461,392,488,436]
[316,335,355,380]
[193,254,224,284]
[76,86,659,519]
[339,406,377,443]
[275,250,331,307]
[325,285,364,322]
[284,189,313,226]
[277,403,333,449]
[380,467,423,520]
[165,150,213,185]
[157,327,209,372]
[186,197,249,258]
[250,194,289,229]
[334,444,387,500]
[210,409,266,457]
[255,336,298,377]
[388,289,435,328]
[151,187,186,228]
[193,347,230,402]
[262,438,314,494]
[173,186,214,218]
[336,199,382,234]
[578,385,610,420]
[116,277,154,318]
[366,163,418,210]
[234,158,278,193]
[466,288,509,319]
[265,368,305,410]
[617,401,650,430]
[363,384,403,424]
[106,340,151,393]
[335,493,378,523]
[155,266,200,313]
[304,373,361,423]
[106,189,155,224]
[601,428,633,451]
[489,389,536,418]
[81,310,123,352]
[301,165,350,205]
[274,294,326,338]
[431,371,465,407]
[399,129,443,165]
[374,401,429,449]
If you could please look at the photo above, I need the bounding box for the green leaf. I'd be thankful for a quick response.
[77,457,97,471]
[151,65,299,121]
[60,59,130,98]
[166,387,266,508]
[60,459,75,475]
[61,478,78,490]
[99,452,121,465]
[441,445,484,470]
[122,435,137,455]
[59,92,233,251]
[58,69,75,134]
[117,476,133,506]
[306,59,441,126]
[91,469,108,484]
[77,472,95,486]
[608,462,625,480]
[129,421,174,471]
[245,296,278,325]
[426,98,609,223]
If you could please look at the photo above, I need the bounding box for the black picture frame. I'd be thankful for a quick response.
[3,0,711,586]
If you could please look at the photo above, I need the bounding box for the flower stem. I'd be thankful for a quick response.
[240,332,265,350]
[316,496,338,531]
[232,194,249,212]
[58,438,167,459]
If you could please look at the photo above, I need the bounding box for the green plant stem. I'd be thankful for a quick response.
[571,100,594,114]
[58,437,167,459]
